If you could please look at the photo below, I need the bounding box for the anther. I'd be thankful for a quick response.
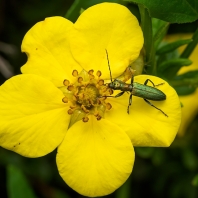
[89,74,95,80]
[72,70,78,77]
[109,89,114,95]
[96,115,102,120]
[96,70,102,77]
[106,103,112,110]
[82,117,89,122]
[67,85,74,91]
[62,97,68,103]
[88,70,94,75]
[78,77,83,83]
[81,105,90,113]
[98,79,104,86]
[68,109,73,115]
[63,79,70,86]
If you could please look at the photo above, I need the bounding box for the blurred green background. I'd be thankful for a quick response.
[0,0,198,198]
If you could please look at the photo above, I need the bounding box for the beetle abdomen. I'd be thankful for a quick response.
[132,82,166,101]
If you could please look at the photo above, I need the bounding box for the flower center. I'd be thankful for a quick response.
[59,69,113,124]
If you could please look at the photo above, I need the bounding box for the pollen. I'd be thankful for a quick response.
[59,69,113,124]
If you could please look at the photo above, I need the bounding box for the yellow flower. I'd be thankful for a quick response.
[0,3,181,197]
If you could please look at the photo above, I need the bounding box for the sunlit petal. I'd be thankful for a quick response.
[70,2,143,79]
[57,116,134,197]
[0,74,69,157]
[21,17,82,87]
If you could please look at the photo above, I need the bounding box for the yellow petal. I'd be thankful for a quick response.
[70,3,143,79]
[0,74,70,157]
[105,75,181,146]
[178,90,198,136]
[56,116,134,197]
[21,17,82,87]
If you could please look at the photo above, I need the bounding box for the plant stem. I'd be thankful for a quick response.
[138,4,156,75]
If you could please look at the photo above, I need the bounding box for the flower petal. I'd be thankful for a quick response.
[70,3,143,79]
[105,75,181,146]
[0,74,70,157]
[21,17,82,87]
[56,116,134,197]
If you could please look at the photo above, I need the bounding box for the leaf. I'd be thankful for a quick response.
[152,18,169,44]
[192,174,198,186]
[125,0,198,23]
[174,86,196,95]
[153,20,169,49]
[157,39,192,55]
[7,165,37,198]
[135,147,155,158]
[170,70,198,95]
[158,58,192,78]
[175,70,198,79]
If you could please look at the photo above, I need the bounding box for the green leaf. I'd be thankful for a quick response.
[124,0,198,23]
[158,58,192,78]
[138,4,155,74]
[175,70,198,79]
[152,19,169,49]
[192,174,198,186]
[135,147,155,158]
[174,86,196,95]
[182,149,198,170]
[157,39,193,55]
[7,165,37,198]
[181,28,198,58]
[170,71,198,95]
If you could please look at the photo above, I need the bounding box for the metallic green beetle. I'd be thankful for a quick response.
[105,50,168,117]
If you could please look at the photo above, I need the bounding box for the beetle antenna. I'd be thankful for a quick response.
[105,49,113,83]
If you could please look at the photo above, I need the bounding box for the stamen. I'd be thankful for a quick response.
[81,105,90,113]
[72,70,78,77]
[67,85,74,91]
[106,103,112,110]
[98,79,104,86]
[96,115,102,120]
[96,70,102,77]
[78,77,83,83]
[62,97,68,103]
[88,70,94,75]
[109,89,114,95]
[82,117,89,122]
[89,74,95,80]
[68,109,73,115]
[63,79,70,86]
[59,69,114,124]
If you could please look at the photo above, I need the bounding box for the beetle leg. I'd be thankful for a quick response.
[130,73,134,84]
[143,99,168,117]
[104,91,125,98]
[144,79,164,87]
[127,92,133,114]
[113,91,125,98]
[144,79,155,86]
